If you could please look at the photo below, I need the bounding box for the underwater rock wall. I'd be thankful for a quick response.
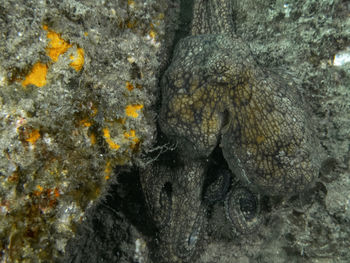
[0,0,178,261]
[64,1,350,262]
[1,0,350,262]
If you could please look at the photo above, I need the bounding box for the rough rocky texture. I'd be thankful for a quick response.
[63,170,154,263]
[1,0,350,262]
[0,0,179,261]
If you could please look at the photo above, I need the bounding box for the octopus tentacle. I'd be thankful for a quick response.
[140,164,173,227]
[142,0,320,261]
[191,0,235,35]
[141,161,207,262]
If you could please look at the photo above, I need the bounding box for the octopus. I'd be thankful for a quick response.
[140,0,320,262]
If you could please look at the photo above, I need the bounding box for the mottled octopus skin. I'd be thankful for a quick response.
[141,161,206,262]
[160,0,318,196]
[141,0,319,262]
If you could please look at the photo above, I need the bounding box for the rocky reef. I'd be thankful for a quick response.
[0,0,179,261]
[1,0,350,262]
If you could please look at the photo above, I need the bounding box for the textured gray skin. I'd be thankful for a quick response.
[160,0,319,195]
[141,161,206,262]
[141,0,320,262]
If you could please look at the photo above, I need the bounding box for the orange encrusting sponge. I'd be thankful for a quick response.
[22,63,48,87]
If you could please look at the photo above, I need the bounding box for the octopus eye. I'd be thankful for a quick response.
[225,186,262,234]
[239,194,257,220]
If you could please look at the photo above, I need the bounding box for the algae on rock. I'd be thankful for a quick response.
[0,0,177,261]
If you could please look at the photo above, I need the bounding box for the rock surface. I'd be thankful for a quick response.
[1,0,350,262]
[0,0,179,261]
